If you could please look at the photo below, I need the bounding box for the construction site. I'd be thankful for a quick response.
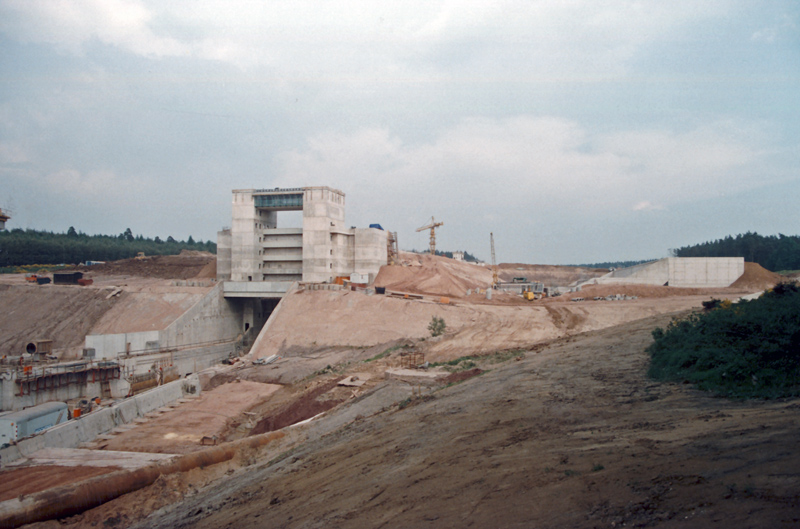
[0,187,797,528]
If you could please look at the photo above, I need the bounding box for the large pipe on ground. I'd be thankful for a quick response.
[0,430,285,528]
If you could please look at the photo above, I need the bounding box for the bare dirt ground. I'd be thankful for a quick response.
[498,261,609,286]
[71,251,215,280]
[0,283,119,357]
[250,286,758,364]
[0,465,118,503]
[374,251,494,298]
[6,255,796,528]
[0,253,216,358]
[44,310,798,529]
[87,380,282,454]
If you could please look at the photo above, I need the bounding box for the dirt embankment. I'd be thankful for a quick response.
[498,262,608,286]
[126,312,800,529]
[731,261,784,290]
[0,252,218,356]
[0,284,119,357]
[250,283,754,364]
[375,252,492,298]
[72,252,215,280]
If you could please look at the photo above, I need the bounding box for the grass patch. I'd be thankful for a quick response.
[0,264,72,274]
[397,394,435,410]
[304,361,350,381]
[648,282,800,399]
[429,350,525,372]
[364,344,408,363]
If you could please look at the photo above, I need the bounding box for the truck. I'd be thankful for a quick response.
[0,401,69,447]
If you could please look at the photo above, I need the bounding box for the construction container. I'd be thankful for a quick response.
[35,277,51,285]
[53,271,83,285]
[0,401,69,447]
[375,287,386,294]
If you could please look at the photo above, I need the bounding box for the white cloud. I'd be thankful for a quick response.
[751,13,797,42]
[42,168,146,199]
[0,0,188,57]
[277,116,771,214]
[632,201,665,212]
[0,0,737,76]
[0,142,29,164]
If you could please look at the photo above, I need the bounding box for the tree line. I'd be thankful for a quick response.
[0,227,216,267]
[673,232,800,272]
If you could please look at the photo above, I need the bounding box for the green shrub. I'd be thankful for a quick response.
[648,283,800,399]
[428,316,446,337]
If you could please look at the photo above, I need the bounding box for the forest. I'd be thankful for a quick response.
[0,227,216,268]
[673,232,800,272]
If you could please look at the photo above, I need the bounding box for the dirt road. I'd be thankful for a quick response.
[124,311,800,528]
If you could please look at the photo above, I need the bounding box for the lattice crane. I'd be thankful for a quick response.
[490,232,499,288]
[416,216,444,255]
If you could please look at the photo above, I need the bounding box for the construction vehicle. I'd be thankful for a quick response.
[490,233,499,288]
[416,217,444,255]
[522,282,545,300]
[135,252,146,260]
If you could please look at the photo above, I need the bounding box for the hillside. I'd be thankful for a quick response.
[57,312,799,529]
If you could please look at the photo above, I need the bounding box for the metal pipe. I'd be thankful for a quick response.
[0,430,285,528]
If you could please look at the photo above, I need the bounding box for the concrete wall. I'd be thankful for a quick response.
[84,284,243,376]
[260,228,303,281]
[216,229,232,281]
[85,331,161,359]
[667,257,744,287]
[597,257,744,287]
[354,228,388,276]
[122,343,236,378]
[231,191,278,282]
[224,186,386,285]
[0,376,129,412]
[302,187,347,283]
[0,375,201,465]
[160,282,241,348]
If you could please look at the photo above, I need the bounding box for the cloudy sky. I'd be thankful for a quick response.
[1,1,798,264]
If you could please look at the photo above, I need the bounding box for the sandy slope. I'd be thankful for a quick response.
[250,286,750,363]
[125,312,800,529]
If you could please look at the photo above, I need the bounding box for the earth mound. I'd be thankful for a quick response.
[374,252,492,298]
[730,262,784,290]
[74,253,216,280]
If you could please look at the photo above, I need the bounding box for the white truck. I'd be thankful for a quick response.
[0,401,69,447]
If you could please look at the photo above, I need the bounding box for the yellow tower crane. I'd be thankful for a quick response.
[416,216,444,255]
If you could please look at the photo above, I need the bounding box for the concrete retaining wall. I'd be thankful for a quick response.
[667,257,744,287]
[0,375,201,466]
[161,282,241,348]
[596,257,744,288]
[85,331,160,359]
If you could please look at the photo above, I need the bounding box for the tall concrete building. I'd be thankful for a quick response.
[218,186,388,297]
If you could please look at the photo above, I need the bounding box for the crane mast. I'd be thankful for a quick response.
[490,232,499,287]
[416,216,444,255]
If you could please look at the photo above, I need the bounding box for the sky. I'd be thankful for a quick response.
[1,1,798,264]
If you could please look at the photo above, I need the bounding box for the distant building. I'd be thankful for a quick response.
[453,251,465,261]
[217,186,388,291]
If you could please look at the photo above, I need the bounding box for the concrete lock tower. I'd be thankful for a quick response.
[218,186,388,298]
